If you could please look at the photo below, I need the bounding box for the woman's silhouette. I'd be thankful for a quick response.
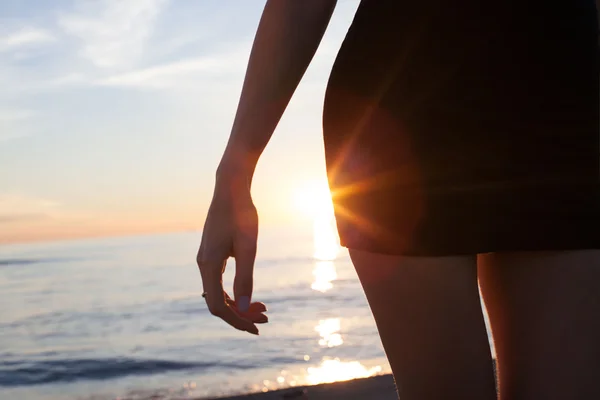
[197,1,600,398]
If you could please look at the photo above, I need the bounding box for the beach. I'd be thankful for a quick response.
[206,361,498,400]
[205,375,398,400]
[205,361,498,400]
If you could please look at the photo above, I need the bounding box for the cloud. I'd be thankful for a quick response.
[96,56,224,88]
[0,27,56,52]
[0,194,99,243]
[0,194,94,222]
[44,73,88,87]
[59,0,169,68]
[0,195,59,223]
[94,42,250,89]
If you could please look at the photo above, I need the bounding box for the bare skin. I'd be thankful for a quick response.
[479,251,600,400]
[349,249,600,400]
[349,250,497,399]
[197,1,338,334]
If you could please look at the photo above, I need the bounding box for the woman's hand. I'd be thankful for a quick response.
[197,172,267,335]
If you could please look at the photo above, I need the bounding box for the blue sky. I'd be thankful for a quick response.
[0,0,360,243]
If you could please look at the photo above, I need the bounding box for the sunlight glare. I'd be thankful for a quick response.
[313,214,340,261]
[293,179,334,219]
[311,261,337,293]
[306,358,382,385]
[293,179,340,260]
[315,318,343,348]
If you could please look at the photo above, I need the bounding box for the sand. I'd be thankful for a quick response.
[201,375,398,400]
[202,361,497,399]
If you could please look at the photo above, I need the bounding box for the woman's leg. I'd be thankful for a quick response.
[349,249,497,400]
[478,251,600,400]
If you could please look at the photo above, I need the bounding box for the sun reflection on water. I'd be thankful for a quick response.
[310,181,340,292]
[315,318,343,348]
[260,180,381,393]
[311,261,337,293]
[266,358,383,392]
[256,308,383,393]
[306,358,383,385]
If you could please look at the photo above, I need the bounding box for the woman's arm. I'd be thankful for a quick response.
[217,0,338,185]
[198,1,338,335]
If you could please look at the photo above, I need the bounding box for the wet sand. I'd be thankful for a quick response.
[202,374,398,400]
[203,361,497,399]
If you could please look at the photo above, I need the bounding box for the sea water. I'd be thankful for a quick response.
[0,228,493,400]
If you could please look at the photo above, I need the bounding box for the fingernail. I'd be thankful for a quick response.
[237,296,250,313]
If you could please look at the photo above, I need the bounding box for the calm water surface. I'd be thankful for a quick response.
[0,228,493,399]
[0,228,392,400]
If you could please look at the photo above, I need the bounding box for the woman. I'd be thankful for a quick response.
[197,1,600,399]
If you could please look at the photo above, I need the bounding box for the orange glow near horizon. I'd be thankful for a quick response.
[5,177,342,245]
[0,213,203,245]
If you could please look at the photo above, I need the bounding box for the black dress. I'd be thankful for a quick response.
[323,0,599,255]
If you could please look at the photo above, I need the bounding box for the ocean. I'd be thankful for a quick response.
[0,227,493,400]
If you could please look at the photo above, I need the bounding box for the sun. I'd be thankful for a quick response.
[292,179,334,218]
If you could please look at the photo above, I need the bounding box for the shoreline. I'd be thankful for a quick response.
[203,374,398,400]
[202,361,497,399]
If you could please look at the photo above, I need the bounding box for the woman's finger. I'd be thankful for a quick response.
[225,297,268,313]
[232,204,258,312]
[199,257,259,335]
[233,240,257,312]
[224,297,267,323]
[244,312,268,324]
[248,302,267,313]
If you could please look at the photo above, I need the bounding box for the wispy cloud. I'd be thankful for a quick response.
[59,0,169,68]
[0,194,59,223]
[0,194,95,222]
[0,27,56,52]
[94,42,250,89]
[97,56,224,88]
[44,73,88,88]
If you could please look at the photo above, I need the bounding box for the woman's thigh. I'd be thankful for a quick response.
[478,250,600,400]
[349,249,496,400]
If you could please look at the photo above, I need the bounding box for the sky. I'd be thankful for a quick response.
[0,0,361,243]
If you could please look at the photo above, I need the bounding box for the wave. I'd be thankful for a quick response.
[0,258,72,267]
[0,357,255,387]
